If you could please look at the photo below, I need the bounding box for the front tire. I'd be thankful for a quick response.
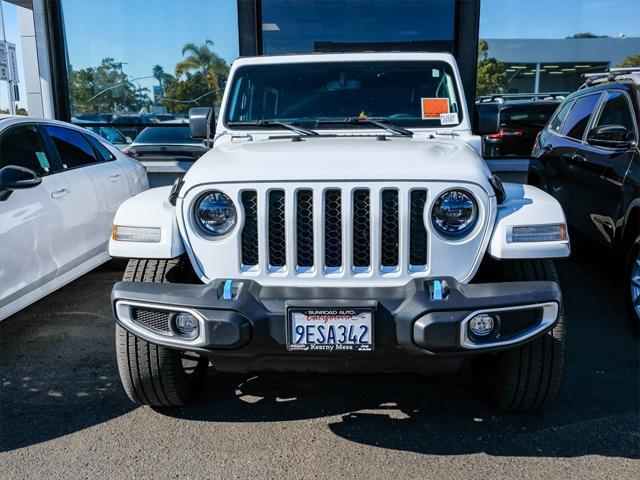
[115,258,208,407]
[626,236,640,332]
[473,260,566,412]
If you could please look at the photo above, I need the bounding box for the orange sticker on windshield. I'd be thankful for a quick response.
[421,98,450,119]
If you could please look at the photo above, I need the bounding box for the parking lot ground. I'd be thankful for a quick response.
[1,250,639,479]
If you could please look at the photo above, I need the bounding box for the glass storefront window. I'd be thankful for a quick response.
[261,0,456,55]
[60,0,239,136]
[477,0,640,97]
[0,0,33,116]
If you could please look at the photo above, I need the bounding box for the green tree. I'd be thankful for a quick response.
[476,40,508,97]
[69,57,146,115]
[617,54,640,67]
[174,39,229,92]
[159,40,230,114]
[152,64,173,94]
[567,33,609,39]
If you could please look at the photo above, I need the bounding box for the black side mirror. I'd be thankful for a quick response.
[0,165,42,201]
[189,107,215,144]
[587,125,633,148]
[474,103,501,135]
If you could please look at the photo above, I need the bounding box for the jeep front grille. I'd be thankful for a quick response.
[239,186,428,274]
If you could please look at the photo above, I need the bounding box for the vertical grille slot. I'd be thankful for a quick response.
[380,189,399,267]
[324,189,342,268]
[296,189,314,268]
[268,190,286,267]
[352,189,371,268]
[409,190,428,266]
[240,190,259,266]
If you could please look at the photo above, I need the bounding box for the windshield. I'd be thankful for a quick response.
[225,61,463,129]
[134,126,201,144]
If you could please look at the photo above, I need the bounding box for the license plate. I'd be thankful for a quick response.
[287,308,374,352]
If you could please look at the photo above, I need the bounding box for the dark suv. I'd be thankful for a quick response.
[529,69,640,328]
[478,94,564,157]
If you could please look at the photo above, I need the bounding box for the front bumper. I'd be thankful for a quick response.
[112,277,561,373]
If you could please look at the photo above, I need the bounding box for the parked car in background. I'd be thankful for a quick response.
[530,68,640,328]
[123,125,208,187]
[84,126,131,150]
[0,116,148,320]
[478,94,565,157]
[73,120,132,150]
[110,114,157,140]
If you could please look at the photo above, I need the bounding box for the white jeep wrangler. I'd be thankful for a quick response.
[109,53,570,412]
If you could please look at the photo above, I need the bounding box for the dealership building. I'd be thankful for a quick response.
[1,0,639,121]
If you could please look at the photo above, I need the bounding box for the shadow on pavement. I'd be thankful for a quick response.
[0,267,136,452]
[165,247,640,459]
[1,250,638,458]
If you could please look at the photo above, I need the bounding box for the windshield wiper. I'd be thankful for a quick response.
[227,120,318,136]
[316,117,413,137]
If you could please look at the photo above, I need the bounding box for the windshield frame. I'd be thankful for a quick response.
[221,59,467,133]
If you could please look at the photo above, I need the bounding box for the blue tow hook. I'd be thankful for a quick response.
[223,279,234,300]
[432,280,443,300]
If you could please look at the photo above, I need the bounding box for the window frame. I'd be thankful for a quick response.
[40,124,104,171]
[587,88,639,150]
[546,99,575,137]
[557,92,604,143]
[81,132,117,162]
[0,123,66,177]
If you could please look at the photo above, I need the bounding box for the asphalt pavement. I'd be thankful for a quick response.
[1,248,638,479]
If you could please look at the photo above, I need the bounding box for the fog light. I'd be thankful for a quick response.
[468,313,495,337]
[172,312,199,338]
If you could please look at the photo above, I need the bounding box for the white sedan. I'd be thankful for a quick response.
[0,116,148,320]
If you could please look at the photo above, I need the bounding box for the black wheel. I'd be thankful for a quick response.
[116,258,208,407]
[625,235,640,332]
[472,259,566,412]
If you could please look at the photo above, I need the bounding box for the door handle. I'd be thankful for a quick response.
[109,173,122,182]
[543,144,553,153]
[51,188,70,199]
[571,154,587,163]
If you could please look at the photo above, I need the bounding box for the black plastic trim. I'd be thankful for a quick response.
[112,277,562,373]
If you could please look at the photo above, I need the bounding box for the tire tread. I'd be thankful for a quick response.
[115,258,206,407]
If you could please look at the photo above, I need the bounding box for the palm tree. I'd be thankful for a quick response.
[174,39,229,92]
[152,64,165,93]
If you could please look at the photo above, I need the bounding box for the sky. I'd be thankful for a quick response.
[1,0,639,112]
[480,0,640,39]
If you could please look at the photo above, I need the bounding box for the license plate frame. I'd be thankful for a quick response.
[286,307,374,352]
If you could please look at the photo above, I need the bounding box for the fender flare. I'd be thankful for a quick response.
[488,183,570,259]
[109,186,185,259]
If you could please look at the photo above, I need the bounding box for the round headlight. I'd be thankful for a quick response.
[431,189,478,238]
[195,191,237,236]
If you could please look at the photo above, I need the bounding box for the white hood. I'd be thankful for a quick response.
[182,136,494,195]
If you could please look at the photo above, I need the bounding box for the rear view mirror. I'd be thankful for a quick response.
[189,107,215,142]
[587,125,632,148]
[0,165,42,201]
[474,103,500,135]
